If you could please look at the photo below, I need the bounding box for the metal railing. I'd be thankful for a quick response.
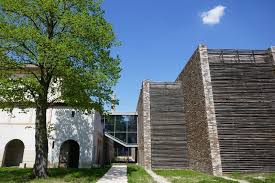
[104,132,138,148]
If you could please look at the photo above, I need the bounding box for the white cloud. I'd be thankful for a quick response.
[201,5,226,25]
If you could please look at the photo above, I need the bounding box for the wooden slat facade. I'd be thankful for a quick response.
[208,49,275,172]
[149,82,188,169]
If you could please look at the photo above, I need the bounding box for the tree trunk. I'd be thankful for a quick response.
[33,103,48,178]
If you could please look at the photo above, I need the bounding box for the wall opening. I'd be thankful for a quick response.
[59,140,79,168]
[2,139,24,167]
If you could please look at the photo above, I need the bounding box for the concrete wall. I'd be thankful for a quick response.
[0,106,103,168]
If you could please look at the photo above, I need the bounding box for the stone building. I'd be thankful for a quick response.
[0,64,110,168]
[0,107,105,168]
[0,70,137,168]
[137,45,275,175]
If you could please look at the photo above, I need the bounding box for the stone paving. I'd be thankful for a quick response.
[97,164,127,183]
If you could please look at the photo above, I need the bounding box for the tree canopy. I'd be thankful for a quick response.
[0,0,121,177]
[0,0,121,112]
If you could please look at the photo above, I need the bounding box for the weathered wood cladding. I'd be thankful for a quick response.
[149,82,188,169]
[137,46,275,174]
[208,49,275,172]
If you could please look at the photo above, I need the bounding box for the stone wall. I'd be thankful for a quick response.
[176,45,222,176]
[137,80,151,168]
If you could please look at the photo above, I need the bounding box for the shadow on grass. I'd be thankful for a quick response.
[0,167,33,182]
[154,169,237,183]
[0,166,110,183]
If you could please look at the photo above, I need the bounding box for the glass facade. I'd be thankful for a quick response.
[103,114,137,145]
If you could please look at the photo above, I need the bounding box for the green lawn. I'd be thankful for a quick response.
[0,166,110,183]
[154,169,238,183]
[228,172,275,183]
[127,164,155,183]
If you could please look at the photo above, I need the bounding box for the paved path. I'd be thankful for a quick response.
[145,169,171,183]
[97,164,127,183]
[222,176,249,183]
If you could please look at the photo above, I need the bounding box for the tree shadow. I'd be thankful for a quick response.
[0,167,111,182]
[51,107,101,167]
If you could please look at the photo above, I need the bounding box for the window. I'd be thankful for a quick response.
[71,111,75,117]
[103,114,137,144]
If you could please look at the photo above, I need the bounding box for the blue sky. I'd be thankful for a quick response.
[102,0,275,112]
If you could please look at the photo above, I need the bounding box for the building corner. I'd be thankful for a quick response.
[198,45,223,176]
[142,80,152,169]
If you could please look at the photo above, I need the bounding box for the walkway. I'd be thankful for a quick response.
[97,164,127,183]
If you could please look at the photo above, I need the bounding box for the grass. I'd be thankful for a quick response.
[127,164,155,183]
[0,166,110,183]
[154,169,238,183]
[228,172,275,183]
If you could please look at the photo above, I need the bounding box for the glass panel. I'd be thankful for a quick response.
[127,116,137,132]
[115,133,127,143]
[104,116,115,132]
[127,133,137,144]
[114,144,129,156]
[115,115,127,132]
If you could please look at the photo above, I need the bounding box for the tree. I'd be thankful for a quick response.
[0,0,121,178]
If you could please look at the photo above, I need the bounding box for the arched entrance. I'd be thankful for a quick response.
[59,140,79,168]
[2,139,24,167]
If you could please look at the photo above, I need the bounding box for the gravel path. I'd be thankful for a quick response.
[97,165,127,183]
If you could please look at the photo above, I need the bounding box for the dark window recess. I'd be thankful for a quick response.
[71,111,75,117]
[103,114,137,144]
[52,141,55,149]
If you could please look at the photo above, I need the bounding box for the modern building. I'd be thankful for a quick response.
[137,45,275,175]
[102,112,138,162]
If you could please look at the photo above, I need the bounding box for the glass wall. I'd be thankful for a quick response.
[103,114,137,144]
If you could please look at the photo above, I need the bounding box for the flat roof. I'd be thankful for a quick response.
[110,112,137,116]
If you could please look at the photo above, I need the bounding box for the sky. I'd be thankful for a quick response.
[102,0,275,112]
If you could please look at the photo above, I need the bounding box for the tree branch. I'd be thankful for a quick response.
[21,42,38,60]
[2,8,40,30]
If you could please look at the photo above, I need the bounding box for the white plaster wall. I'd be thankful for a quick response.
[0,108,36,167]
[0,106,103,168]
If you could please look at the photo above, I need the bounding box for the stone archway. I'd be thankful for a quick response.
[59,140,79,168]
[2,139,24,167]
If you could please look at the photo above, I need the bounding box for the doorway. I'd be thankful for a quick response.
[2,139,24,167]
[59,140,79,168]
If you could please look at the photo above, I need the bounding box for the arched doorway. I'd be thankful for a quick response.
[59,140,79,168]
[2,139,24,167]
